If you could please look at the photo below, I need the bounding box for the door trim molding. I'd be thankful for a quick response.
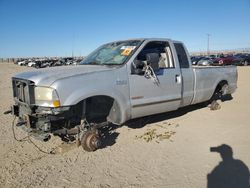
[132,98,181,108]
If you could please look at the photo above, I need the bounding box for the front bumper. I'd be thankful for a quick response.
[10,77,82,140]
[11,102,72,137]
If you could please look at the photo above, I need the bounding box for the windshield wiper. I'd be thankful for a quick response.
[80,61,100,65]
[81,61,120,66]
[102,63,121,66]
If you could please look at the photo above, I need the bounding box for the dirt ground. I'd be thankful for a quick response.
[0,63,249,188]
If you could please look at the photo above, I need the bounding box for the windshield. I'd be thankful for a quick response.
[80,40,142,65]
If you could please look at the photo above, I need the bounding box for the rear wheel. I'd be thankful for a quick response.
[211,82,228,101]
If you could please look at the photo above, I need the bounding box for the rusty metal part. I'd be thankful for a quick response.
[81,130,101,152]
[210,100,221,111]
[53,127,80,136]
[23,114,31,128]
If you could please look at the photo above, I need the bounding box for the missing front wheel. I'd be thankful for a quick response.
[80,129,101,152]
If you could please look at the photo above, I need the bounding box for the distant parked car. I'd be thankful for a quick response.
[53,60,65,66]
[34,60,51,68]
[14,57,86,68]
[213,56,235,66]
[65,60,73,65]
[197,59,214,66]
[233,54,250,66]
[191,56,205,65]
[208,54,217,59]
[27,61,36,67]
[17,60,28,66]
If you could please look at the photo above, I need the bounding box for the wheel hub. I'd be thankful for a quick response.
[81,130,101,152]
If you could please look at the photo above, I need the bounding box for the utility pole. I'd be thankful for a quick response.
[72,33,75,58]
[207,34,210,56]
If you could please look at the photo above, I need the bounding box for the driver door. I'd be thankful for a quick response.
[128,41,182,119]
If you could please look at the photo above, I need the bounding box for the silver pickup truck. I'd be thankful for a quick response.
[6,38,237,151]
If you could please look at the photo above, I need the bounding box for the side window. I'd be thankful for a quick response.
[136,41,175,68]
[174,43,189,68]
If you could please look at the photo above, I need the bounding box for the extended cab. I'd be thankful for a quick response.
[6,38,237,151]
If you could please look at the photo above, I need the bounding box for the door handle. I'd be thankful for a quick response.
[175,75,182,84]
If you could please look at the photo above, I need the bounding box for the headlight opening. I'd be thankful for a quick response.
[34,87,60,107]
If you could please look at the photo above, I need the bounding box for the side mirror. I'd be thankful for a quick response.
[145,53,160,71]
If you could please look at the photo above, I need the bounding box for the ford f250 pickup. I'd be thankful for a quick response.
[5,38,237,151]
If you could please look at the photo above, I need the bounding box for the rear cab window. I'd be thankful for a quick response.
[174,43,190,68]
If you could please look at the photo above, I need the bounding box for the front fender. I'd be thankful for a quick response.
[50,66,131,124]
[67,89,130,124]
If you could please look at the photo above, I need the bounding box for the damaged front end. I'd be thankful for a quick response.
[7,78,84,142]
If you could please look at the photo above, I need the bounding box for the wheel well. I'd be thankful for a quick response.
[210,80,228,101]
[215,80,228,92]
[84,95,118,124]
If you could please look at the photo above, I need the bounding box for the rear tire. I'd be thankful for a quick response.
[210,82,229,104]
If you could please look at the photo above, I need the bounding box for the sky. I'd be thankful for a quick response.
[0,0,250,58]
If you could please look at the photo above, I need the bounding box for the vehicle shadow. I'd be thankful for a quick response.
[99,124,120,149]
[99,97,233,149]
[126,94,233,129]
[207,144,250,188]
[126,102,208,129]
[221,94,233,102]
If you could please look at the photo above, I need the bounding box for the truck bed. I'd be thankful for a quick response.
[191,65,237,105]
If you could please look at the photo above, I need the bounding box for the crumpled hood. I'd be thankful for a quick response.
[13,65,113,86]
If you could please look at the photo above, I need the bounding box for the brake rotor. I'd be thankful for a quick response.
[81,130,101,152]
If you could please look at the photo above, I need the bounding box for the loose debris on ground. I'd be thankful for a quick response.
[135,122,178,143]
[209,101,221,111]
